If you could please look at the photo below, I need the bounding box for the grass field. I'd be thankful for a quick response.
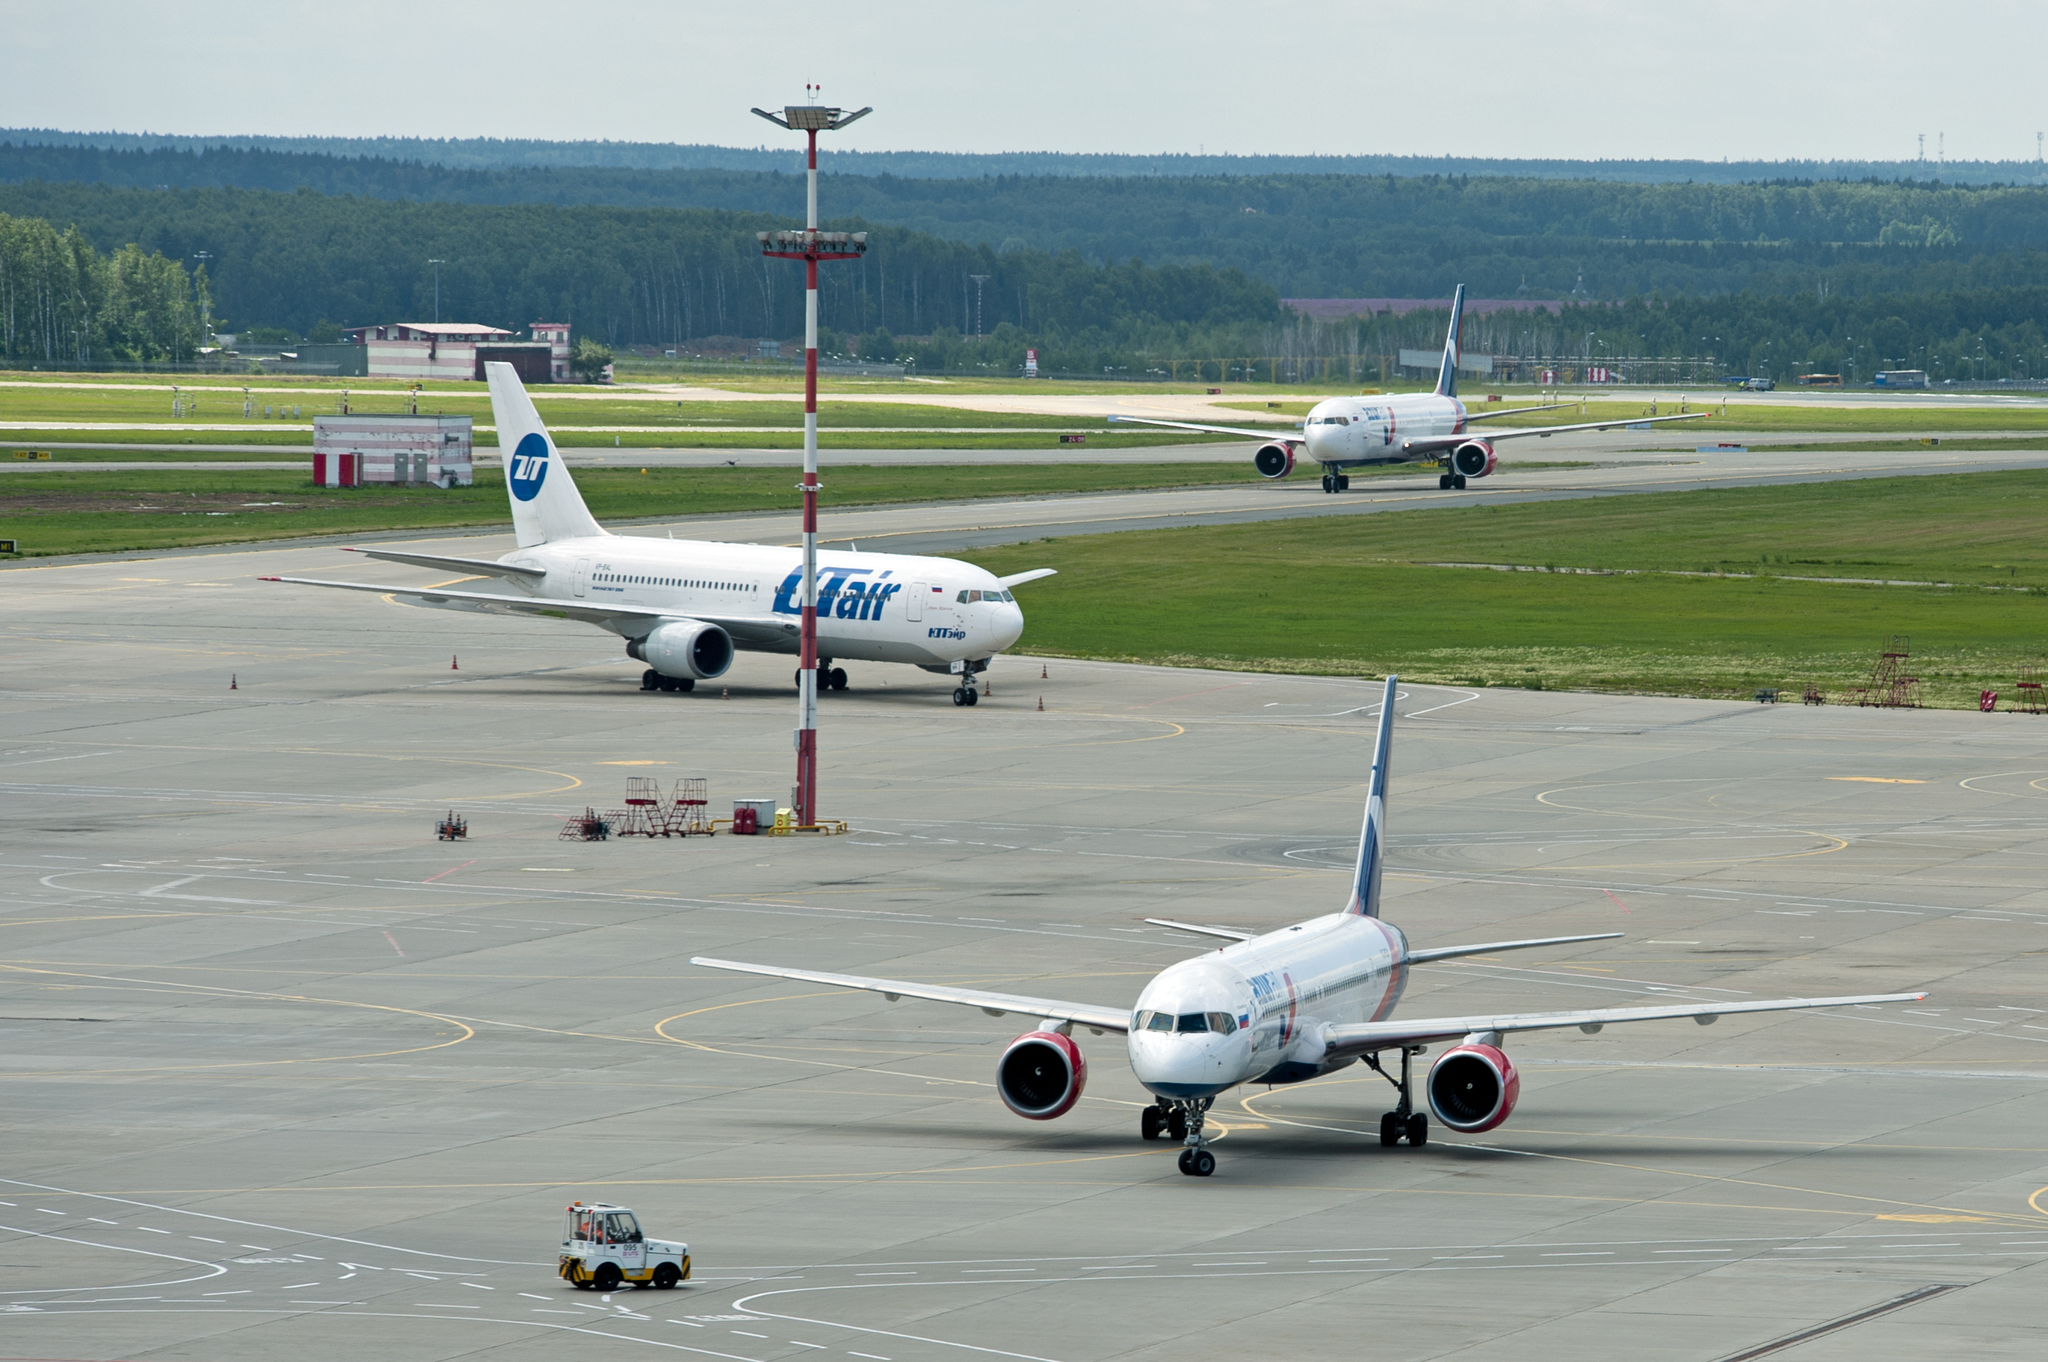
[976,471,2048,708]
[0,462,1259,558]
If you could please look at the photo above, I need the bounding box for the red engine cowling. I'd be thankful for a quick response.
[1253,442,1298,479]
[1425,1043,1519,1132]
[1450,440,1497,479]
[996,1030,1088,1120]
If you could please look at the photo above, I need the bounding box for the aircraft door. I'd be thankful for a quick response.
[908,582,924,621]
[573,557,591,598]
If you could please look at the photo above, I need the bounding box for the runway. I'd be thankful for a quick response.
[2,546,2045,1360]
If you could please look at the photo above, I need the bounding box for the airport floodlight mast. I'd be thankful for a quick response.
[428,259,444,324]
[752,92,871,829]
[969,274,991,339]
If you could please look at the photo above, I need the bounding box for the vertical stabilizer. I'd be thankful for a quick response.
[486,361,605,547]
[1434,285,1467,398]
[1344,676,1398,916]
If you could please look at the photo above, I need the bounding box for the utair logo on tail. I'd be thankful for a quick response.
[508,432,550,502]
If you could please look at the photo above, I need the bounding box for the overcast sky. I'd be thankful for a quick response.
[4,1,2042,164]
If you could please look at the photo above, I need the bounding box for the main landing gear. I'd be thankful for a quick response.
[641,669,695,693]
[1365,1046,1429,1147]
[1436,472,1468,491]
[1319,468,1351,494]
[793,663,850,692]
[1143,1098,1216,1176]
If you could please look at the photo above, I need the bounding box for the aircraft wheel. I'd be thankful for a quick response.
[1191,1149,1216,1177]
[1437,474,1451,490]
[658,676,678,693]
[1140,1107,1163,1141]
[952,687,969,706]
[677,677,695,693]
[1177,1149,1195,1175]
[1167,1108,1189,1141]
[1406,1113,1429,1147]
[592,1263,622,1292]
[1379,1112,1400,1147]
[641,669,660,691]
[1453,474,1467,490]
[652,1263,681,1290]
[1319,473,1334,493]
[1336,475,1350,490]
[829,666,848,691]
[964,686,979,706]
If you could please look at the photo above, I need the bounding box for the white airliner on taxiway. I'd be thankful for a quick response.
[267,362,1052,705]
[696,678,1929,1178]
[1111,285,1709,493]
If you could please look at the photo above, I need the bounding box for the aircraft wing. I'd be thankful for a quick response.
[690,956,1132,1034]
[997,568,1059,589]
[1106,415,1301,441]
[341,546,546,580]
[1400,410,1710,457]
[1460,402,1571,423]
[1320,990,1928,1058]
[1145,917,1256,942]
[261,575,798,647]
[1405,931,1624,965]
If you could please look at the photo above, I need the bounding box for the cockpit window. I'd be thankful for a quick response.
[1139,1009,1173,1032]
[1208,1012,1237,1033]
[1176,1012,1208,1033]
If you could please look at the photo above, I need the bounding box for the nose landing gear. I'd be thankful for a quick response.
[1148,1098,1215,1176]
[1365,1046,1429,1148]
[1319,467,1351,494]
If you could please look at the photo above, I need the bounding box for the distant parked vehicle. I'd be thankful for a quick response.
[1744,377,1775,391]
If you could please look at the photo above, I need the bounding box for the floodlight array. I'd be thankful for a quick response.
[756,230,869,254]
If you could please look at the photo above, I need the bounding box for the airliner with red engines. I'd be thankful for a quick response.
[1111,285,1710,493]
[695,677,1928,1177]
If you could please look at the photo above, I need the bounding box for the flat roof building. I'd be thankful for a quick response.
[293,322,570,382]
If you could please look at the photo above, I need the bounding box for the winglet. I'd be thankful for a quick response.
[1435,285,1466,399]
[1346,676,1397,916]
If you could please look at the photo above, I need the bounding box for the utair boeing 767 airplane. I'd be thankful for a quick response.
[265,362,1053,705]
[1109,285,1709,494]
[695,678,1929,1178]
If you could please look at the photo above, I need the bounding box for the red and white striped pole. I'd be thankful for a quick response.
[754,97,870,829]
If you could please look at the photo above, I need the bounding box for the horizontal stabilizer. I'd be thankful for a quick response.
[1145,917,1255,942]
[1406,931,1624,965]
[342,546,545,579]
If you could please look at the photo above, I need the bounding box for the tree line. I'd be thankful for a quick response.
[5,181,2048,384]
[8,143,2048,302]
[0,210,207,364]
[10,130,2048,186]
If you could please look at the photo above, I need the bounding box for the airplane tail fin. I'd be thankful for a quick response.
[486,361,604,547]
[1344,676,1398,917]
[1434,285,1467,398]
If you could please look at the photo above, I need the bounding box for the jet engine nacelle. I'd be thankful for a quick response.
[1450,440,1498,479]
[1253,442,1298,480]
[1426,1042,1520,1133]
[996,1029,1087,1120]
[628,620,734,680]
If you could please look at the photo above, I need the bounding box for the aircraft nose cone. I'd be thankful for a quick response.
[992,605,1024,651]
[1128,1031,1238,1099]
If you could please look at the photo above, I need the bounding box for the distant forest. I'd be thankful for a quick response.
[7,142,2048,302]
[3,182,2045,383]
[9,128,2048,187]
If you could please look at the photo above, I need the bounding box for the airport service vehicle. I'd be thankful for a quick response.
[694,677,1929,1178]
[1109,285,1710,493]
[265,363,1053,705]
[559,1201,690,1290]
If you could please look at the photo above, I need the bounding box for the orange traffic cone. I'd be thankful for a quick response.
[1041,663,1048,679]
[451,654,459,670]
[1037,695,1043,711]
[722,686,730,699]
[230,674,238,690]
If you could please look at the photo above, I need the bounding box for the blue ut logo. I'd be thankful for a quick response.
[508,432,550,502]
[773,567,905,620]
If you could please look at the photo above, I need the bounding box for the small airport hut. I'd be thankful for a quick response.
[753,92,871,830]
[313,413,474,487]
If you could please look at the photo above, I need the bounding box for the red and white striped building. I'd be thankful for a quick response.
[312,413,474,487]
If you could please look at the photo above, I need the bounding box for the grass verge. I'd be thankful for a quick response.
[976,471,2048,707]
